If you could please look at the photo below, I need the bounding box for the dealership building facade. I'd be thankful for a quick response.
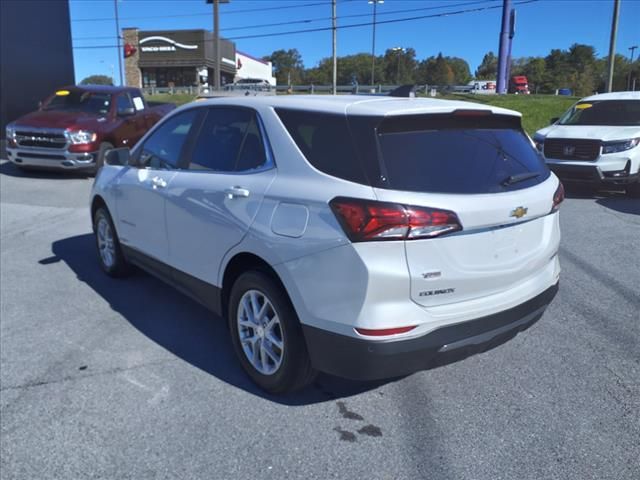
[123,28,275,89]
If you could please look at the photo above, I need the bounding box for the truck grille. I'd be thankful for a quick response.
[15,130,67,149]
[544,139,600,161]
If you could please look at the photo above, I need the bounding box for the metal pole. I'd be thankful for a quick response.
[114,0,124,86]
[370,2,377,86]
[214,0,221,90]
[332,0,337,95]
[505,9,516,91]
[496,0,511,94]
[628,46,638,91]
[606,0,620,93]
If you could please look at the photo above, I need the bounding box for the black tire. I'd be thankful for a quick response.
[626,180,640,198]
[93,207,130,277]
[228,271,316,394]
[91,142,114,177]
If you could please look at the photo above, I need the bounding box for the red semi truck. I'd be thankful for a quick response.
[509,75,530,94]
[5,85,175,174]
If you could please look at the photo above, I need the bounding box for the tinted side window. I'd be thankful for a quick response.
[141,110,198,169]
[275,108,367,184]
[116,93,134,113]
[190,108,267,172]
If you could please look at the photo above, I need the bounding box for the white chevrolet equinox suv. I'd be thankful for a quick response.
[91,96,562,393]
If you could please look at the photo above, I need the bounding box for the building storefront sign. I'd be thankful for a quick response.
[139,36,198,52]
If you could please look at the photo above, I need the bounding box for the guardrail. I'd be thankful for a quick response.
[141,84,457,96]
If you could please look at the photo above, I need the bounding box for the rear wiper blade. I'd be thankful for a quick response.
[501,172,540,186]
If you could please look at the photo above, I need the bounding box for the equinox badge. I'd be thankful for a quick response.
[510,206,528,219]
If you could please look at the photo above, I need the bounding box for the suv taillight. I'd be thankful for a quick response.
[552,182,564,212]
[329,197,462,242]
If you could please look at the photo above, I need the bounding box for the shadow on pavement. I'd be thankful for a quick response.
[0,160,89,179]
[48,233,388,405]
[564,185,638,216]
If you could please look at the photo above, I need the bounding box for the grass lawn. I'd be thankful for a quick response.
[146,93,197,106]
[440,94,579,134]
[146,92,579,136]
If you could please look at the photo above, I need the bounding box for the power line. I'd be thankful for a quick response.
[71,1,344,23]
[229,0,539,41]
[73,0,497,40]
[73,0,537,49]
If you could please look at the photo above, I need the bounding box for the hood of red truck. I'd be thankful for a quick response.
[12,110,108,131]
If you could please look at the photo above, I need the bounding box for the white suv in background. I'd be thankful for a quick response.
[534,91,640,197]
[91,96,562,393]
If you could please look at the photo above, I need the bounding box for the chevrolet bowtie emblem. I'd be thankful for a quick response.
[510,206,528,219]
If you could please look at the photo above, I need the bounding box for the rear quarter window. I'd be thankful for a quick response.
[275,108,369,184]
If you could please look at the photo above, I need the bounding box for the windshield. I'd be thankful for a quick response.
[43,91,112,115]
[558,100,640,126]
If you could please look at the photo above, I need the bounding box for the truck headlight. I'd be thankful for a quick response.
[5,124,17,147]
[602,138,639,154]
[5,124,16,140]
[66,130,97,145]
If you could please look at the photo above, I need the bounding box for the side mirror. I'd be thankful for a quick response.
[550,117,559,124]
[104,147,130,166]
[118,107,136,117]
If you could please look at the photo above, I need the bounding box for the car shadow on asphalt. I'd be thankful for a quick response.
[48,233,389,405]
[564,185,639,216]
[0,160,90,179]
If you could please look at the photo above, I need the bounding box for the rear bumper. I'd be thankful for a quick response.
[7,147,97,171]
[302,282,558,381]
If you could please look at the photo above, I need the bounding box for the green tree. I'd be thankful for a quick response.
[265,49,305,85]
[80,75,113,85]
[418,53,454,85]
[445,56,472,84]
[382,48,417,84]
[475,52,497,80]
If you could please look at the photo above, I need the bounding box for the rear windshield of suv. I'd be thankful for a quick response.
[276,109,548,194]
[558,100,640,126]
[375,114,549,194]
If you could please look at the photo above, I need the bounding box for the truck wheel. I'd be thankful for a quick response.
[91,142,114,177]
[228,271,316,394]
[93,207,130,277]
[626,180,640,198]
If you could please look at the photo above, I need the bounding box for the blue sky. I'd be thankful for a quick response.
[70,0,640,84]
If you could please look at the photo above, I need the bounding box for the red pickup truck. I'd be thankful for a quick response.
[5,85,175,174]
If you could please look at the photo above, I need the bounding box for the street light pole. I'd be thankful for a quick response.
[391,47,404,85]
[369,0,383,86]
[629,45,638,91]
[214,0,220,90]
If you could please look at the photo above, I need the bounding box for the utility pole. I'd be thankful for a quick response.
[628,45,638,91]
[496,0,511,94]
[505,9,516,88]
[369,0,384,86]
[332,0,337,95]
[606,0,620,93]
[114,0,124,86]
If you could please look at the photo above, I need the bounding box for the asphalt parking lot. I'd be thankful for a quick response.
[1,159,638,480]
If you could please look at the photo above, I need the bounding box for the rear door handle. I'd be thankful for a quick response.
[151,176,167,189]
[224,186,250,199]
